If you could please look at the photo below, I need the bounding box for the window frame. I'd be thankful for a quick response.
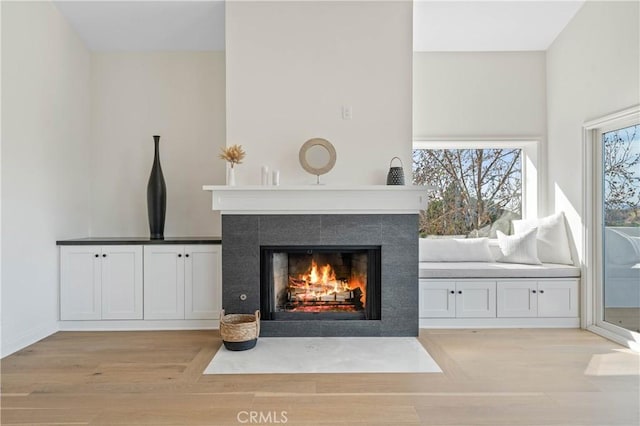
[583,105,640,350]
[412,139,540,229]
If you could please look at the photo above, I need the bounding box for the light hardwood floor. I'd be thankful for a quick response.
[1,329,638,425]
[605,308,640,333]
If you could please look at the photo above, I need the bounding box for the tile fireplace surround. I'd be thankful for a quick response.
[202,186,430,337]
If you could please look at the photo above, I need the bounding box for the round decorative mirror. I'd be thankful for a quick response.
[299,138,337,184]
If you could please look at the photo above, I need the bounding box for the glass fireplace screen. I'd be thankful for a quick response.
[261,246,380,320]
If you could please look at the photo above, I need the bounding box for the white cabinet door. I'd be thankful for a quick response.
[537,280,578,318]
[60,246,102,320]
[456,281,497,318]
[185,245,222,320]
[144,246,185,319]
[497,281,537,318]
[101,246,143,320]
[419,280,456,318]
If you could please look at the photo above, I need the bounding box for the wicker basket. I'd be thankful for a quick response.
[220,309,260,351]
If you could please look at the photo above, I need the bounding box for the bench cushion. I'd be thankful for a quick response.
[419,237,494,262]
[419,262,581,279]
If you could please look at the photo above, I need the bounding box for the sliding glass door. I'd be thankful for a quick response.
[599,123,640,335]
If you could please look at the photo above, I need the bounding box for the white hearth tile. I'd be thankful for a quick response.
[203,337,441,375]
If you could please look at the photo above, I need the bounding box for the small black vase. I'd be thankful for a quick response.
[147,135,166,240]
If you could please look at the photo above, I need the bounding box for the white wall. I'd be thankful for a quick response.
[225,1,413,185]
[89,52,226,237]
[1,1,91,357]
[413,52,547,138]
[413,52,547,216]
[547,1,640,259]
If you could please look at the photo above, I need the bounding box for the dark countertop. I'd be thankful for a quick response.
[56,237,222,246]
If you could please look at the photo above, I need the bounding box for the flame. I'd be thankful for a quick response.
[308,261,318,284]
[290,259,366,310]
[299,260,348,294]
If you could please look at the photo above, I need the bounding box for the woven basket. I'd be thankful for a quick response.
[220,309,260,351]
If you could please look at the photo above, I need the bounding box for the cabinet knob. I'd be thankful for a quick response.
[95,254,99,258]
[102,254,107,258]
[532,290,537,294]
[458,290,462,294]
[185,253,190,258]
[539,290,544,294]
[178,254,182,258]
[450,290,455,294]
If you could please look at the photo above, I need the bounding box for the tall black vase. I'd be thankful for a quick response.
[147,135,166,240]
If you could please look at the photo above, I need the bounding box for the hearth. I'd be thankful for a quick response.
[261,246,381,321]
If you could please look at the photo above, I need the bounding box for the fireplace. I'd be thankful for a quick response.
[261,246,381,321]
[204,186,427,337]
[219,213,419,337]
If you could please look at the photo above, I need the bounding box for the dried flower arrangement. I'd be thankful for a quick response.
[219,144,246,168]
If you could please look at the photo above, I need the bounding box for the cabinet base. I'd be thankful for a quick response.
[58,319,219,331]
[420,317,580,328]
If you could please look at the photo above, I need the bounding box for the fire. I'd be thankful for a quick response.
[302,260,340,289]
[287,259,366,311]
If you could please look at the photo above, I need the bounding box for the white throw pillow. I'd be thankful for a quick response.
[513,212,573,265]
[496,228,542,265]
[419,237,494,262]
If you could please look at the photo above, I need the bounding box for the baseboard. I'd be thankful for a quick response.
[58,319,220,331]
[1,322,58,358]
[420,317,580,328]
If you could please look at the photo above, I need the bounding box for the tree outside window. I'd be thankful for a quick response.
[413,148,522,238]
[603,124,640,227]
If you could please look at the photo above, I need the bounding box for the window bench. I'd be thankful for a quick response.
[420,262,581,279]
[419,262,581,329]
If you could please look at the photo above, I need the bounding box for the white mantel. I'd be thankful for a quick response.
[202,185,432,215]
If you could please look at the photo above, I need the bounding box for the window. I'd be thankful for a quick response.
[584,105,640,349]
[412,142,537,238]
[601,124,639,333]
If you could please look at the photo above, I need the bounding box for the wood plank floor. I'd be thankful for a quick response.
[1,329,638,425]
[605,308,640,333]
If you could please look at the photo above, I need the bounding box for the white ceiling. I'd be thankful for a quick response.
[54,1,584,53]
[53,1,225,51]
[413,1,585,52]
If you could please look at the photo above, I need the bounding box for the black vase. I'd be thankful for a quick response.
[147,135,166,240]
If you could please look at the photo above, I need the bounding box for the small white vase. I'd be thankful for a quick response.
[227,167,236,186]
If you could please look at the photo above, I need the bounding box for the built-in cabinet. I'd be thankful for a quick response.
[60,245,143,320]
[143,245,185,320]
[419,278,579,326]
[419,280,496,318]
[59,241,221,325]
[496,280,578,318]
[185,245,222,320]
[144,245,221,320]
